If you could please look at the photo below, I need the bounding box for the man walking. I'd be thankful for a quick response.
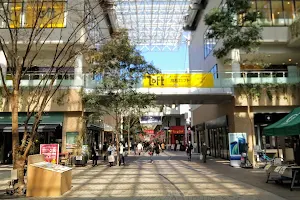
[201,143,208,163]
[119,142,125,166]
[186,141,193,161]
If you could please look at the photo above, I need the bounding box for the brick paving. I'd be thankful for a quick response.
[0,151,299,200]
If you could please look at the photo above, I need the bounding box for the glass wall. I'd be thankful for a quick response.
[251,0,300,26]
[204,29,217,58]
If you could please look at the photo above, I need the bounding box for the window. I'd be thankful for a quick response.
[257,0,272,26]
[271,1,285,25]
[210,64,218,79]
[2,1,67,29]
[175,118,181,126]
[204,29,217,59]
[283,0,296,25]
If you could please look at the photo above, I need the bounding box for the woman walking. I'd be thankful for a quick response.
[107,143,116,167]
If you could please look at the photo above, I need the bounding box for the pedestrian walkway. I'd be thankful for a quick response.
[0,151,299,200]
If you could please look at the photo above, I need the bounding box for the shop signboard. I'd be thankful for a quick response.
[40,144,59,164]
[142,73,214,88]
[66,132,79,149]
[140,116,162,124]
[228,133,247,167]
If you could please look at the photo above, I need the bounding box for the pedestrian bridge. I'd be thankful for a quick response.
[1,71,299,104]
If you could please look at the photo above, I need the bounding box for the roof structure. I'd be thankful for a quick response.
[114,0,191,51]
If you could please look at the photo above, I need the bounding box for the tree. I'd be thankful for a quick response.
[0,0,111,193]
[204,0,262,166]
[84,30,159,165]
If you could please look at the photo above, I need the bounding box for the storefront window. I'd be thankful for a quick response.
[257,0,272,26]
[271,1,285,25]
[283,0,296,25]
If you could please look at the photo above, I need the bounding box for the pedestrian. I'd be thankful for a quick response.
[103,141,108,161]
[155,143,160,156]
[161,142,165,152]
[107,143,116,167]
[91,146,97,167]
[133,142,137,155]
[119,142,125,166]
[148,143,155,163]
[201,142,208,163]
[186,141,193,161]
[137,142,143,156]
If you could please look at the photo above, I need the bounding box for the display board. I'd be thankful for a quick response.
[66,132,78,149]
[228,133,247,167]
[40,144,59,164]
[143,73,214,88]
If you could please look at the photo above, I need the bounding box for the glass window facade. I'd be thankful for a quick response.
[204,29,217,58]
[251,0,299,26]
[210,64,218,79]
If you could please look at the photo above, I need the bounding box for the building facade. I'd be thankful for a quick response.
[186,0,300,163]
[0,0,117,163]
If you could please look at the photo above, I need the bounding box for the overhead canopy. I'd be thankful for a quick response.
[264,107,300,136]
[0,124,60,133]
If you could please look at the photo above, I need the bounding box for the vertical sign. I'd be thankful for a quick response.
[40,144,59,164]
[228,133,247,167]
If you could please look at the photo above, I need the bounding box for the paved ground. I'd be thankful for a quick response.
[0,151,299,200]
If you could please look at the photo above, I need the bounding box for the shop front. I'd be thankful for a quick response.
[0,112,63,164]
[193,123,205,153]
[206,115,229,160]
[170,126,185,150]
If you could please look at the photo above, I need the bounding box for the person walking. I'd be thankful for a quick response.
[148,143,155,163]
[119,142,125,166]
[155,143,160,156]
[102,141,108,161]
[107,143,116,167]
[91,146,97,167]
[161,142,165,152]
[201,143,208,163]
[186,141,193,161]
[137,142,143,156]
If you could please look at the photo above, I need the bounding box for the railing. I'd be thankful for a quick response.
[289,17,300,42]
[1,71,299,89]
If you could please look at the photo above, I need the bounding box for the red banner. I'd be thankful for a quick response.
[170,126,185,134]
[40,144,59,164]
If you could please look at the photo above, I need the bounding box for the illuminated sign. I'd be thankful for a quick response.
[143,73,214,88]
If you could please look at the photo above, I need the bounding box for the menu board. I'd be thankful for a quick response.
[40,144,59,164]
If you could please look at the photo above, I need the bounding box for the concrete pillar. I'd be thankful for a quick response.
[231,49,241,78]
[234,110,256,166]
[74,54,83,86]
[288,66,298,83]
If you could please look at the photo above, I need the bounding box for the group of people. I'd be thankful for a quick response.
[91,142,126,167]
[186,141,208,163]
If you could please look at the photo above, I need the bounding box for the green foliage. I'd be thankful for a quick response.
[236,83,299,101]
[204,0,262,58]
[83,30,159,133]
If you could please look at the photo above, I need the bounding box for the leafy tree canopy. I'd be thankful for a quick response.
[204,0,262,59]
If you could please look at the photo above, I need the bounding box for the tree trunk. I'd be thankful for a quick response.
[246,102,256,167]
[14,156,26,193]
[115,114,120,166]
[127,118,130,154]
[11,89,19,169]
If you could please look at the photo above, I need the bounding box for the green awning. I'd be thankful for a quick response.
[264,107,300,136]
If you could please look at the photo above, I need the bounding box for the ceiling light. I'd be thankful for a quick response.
[289,58,292,62]
[277,12,280,15]
[288,2,290,5]
[282,63,285,65]
[296,63,298,65]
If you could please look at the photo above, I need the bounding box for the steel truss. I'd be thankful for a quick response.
[115,0,191,51]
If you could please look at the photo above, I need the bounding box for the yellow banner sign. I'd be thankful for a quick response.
[143,73,214,88]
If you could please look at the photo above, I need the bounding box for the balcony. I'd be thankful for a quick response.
[1,71,299,90]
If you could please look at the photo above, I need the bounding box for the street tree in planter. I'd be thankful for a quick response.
[0,0,111,193]
[204,0,262,165]
[83,30,159,165]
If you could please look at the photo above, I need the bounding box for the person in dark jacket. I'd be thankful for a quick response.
[186,141,193,161]
[201,143,208,163]
[91,146,97,167]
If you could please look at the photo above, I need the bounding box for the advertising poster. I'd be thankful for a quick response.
[40,144,59,164]
[228,133,247,167]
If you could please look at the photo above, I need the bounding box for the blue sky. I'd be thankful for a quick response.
[142,44,189,72]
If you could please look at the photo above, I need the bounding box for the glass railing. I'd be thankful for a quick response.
[1,71,299,89]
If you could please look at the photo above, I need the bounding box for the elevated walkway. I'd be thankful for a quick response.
[1,71,299,104]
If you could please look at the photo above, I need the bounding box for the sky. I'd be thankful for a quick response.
[142,44,189,73]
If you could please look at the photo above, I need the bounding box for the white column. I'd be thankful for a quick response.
[0,51,7,80]
[74,54,83,86]
[231,49,241,78]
